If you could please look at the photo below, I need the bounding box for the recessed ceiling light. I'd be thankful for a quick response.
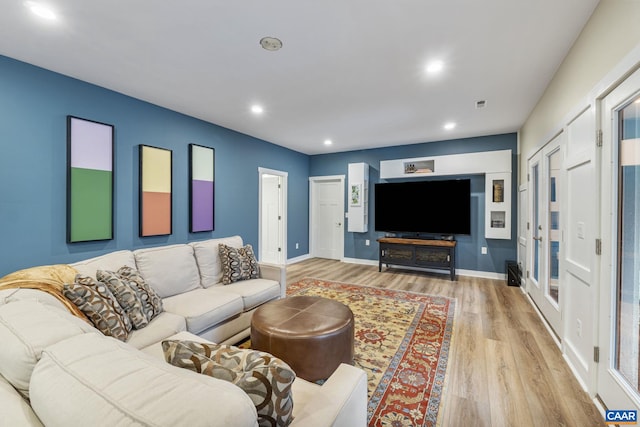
[324,139,333,146]
[251,105,264,114]
[425,60,444,74]
[444,122,456,130]
[25,1,57,20]
[260,37,283,52]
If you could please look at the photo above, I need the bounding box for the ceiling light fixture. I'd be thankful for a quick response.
[444,122,456,130]
[260,37,283,52]
[251,105,264,114]
[25,1,57,20]
[425,60,444,74]
[324,139,333,146]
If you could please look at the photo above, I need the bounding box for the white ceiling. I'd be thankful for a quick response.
[1,1,600,155]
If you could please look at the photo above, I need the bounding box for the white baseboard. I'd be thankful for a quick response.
[286,254,312,265]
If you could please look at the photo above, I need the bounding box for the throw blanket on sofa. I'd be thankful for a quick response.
[0,264,87,320]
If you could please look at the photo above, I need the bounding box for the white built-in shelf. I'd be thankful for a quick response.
[379,149,512,240]
[348,162,369,233]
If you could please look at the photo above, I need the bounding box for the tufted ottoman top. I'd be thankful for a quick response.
[251,296,354,381]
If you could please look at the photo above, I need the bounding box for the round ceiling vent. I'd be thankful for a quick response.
[260,37,283,51]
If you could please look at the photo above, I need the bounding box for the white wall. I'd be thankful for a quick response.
[517,0,640,396]
[520,0,640,183]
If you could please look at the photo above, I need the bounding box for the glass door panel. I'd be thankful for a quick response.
[547,149,561,305]
[616,96,640,393]
[532,163,540,283]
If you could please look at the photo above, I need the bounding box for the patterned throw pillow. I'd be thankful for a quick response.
[63,275,132,341]
[218,244,260,285]
[96,270,149,330]
[116,266,163,321]
[163,340,295,427]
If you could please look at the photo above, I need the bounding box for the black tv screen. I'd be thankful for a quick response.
[374,179,471,235]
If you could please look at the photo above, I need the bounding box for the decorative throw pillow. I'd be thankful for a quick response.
[116,266,163,321]
[162,340,295,427]
[218,244,260,285]
[96,270,149,330]
[63,275,132,341]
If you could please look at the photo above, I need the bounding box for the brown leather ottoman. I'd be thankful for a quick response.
[250,296,354,382]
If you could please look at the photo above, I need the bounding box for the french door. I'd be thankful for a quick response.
[528,135,563,336]
[598,66,640,411]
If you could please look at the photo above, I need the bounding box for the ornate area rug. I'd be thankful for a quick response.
[287,278,456,427]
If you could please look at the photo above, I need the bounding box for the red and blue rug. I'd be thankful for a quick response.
[288,278,456,427]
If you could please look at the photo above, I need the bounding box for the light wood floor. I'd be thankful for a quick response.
[286,258,606,427]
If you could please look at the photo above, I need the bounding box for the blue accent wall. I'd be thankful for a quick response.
[309,134,518,273]
[1,53,516,277]
[0,55,309,275]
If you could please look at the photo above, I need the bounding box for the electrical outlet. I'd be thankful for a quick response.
[295,243,299,249]
[576,319,582,337]
[481,246,487,255]
[365,239,370,246]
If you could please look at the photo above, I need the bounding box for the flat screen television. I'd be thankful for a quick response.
[374,179,471,235]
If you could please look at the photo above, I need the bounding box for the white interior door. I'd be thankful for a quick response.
[259,168,287,264]
[562,104,599,393]
[598,66,640,412]
[310,176,344,260]
[527,135,563,336]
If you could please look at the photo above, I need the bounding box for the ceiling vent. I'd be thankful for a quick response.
[260,37,283,51]
[476,100,487,109]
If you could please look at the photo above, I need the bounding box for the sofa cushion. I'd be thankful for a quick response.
[191,236,244,287]
[216,278,281,311]
[0,300,96,398]
[0,374,43,426]
[219,243,260,285]
[29,333,258,427]
[96,270,149,329]
[162,288,244,335]
[116,265,163,320]
[63,275,132,341]
[70,250,136,278]
[126,311,187,350]
[134,244,202,298]
[163,339,295,427]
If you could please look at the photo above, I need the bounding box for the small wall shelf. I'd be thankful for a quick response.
[347,162,369,233]
[485,172,511,239]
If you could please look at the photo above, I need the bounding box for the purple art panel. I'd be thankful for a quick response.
[191,180,214,232]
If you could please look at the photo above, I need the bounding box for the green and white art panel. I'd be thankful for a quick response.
[67,116,114,242]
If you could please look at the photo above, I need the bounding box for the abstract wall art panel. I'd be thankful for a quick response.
[67,116,114,243]
[139,145,172,237]
[189,144,215,232]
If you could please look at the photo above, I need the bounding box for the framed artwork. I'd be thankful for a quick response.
[67,116,114,243]
[350,184,362,206]
[189,144,215,232]
[139,145,172,237]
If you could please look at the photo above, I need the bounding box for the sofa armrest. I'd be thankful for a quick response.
[290,363,368,427]
[258,262,286,298]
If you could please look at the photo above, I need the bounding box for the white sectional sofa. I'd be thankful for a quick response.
[70,235,284,348]
[0,236,368,427]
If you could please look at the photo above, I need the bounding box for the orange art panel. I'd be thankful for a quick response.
[142,192,171,236]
